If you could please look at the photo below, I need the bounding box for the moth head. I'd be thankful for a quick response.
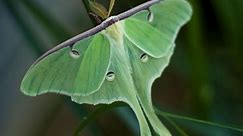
[88,0,116,21]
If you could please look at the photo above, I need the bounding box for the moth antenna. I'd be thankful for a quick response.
[107,0,115,17]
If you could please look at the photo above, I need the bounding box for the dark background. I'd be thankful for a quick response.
[0,0,242,135]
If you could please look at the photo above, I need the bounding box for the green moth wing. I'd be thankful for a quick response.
[73,0,192,135]
[124,0,192,58]
[124,18,170,58]
[72,35,152,135]
[124,37,175,136]
[21,34,110,96]
[123,0,192,135]
[20,0,192,136]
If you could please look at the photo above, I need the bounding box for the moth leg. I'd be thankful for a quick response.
[88,12,102,24]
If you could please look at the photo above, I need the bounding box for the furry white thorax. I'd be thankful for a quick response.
[102,21,124,47]
[102,20,133,76]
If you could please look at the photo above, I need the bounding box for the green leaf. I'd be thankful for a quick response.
[155,108,243,133]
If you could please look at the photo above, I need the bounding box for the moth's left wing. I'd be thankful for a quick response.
[21,34,110,96]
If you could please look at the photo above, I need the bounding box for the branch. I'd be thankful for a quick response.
[31,0,160,66]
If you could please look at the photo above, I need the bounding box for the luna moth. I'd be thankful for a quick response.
[21,0,192,135]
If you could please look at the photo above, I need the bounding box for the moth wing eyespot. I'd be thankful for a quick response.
[70,49,80,59]
[106,71,115,81]
[147,8,154,22]
[140,53,149,63]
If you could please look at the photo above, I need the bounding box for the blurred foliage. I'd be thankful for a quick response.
[0,0,243,136]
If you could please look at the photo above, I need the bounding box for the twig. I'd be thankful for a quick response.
[31,0,160,66]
